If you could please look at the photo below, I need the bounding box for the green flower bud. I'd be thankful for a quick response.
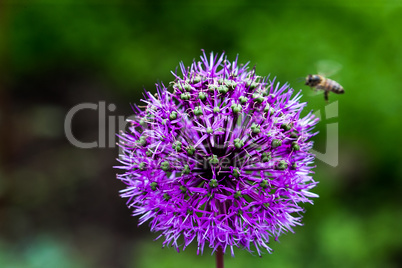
[182,165,190,174]
[231,104,242,113]
[193,106,202,116]
[232,168,240,179]
[169,111,178,120]
[173,141,182,152]
[250,123,261,134]
[150,182,158,191]
[198,92,207,101]
[180,92,190,100]
[138,136,148,146]
[193,106,203,116]
[281,123,292,131]
[276,160,288,170]
[161,161,170,171]
[290,132,298,138]
[252,93,264,103]
[239,96,248,104]
[261,152,272,162]
[251,123,261,134]
[209,155,219,166]
[234,191,242,199]
[218,85,229,94]
[260,179,269,189]
[186,146,195,155]
[246,80,258,89]
[175,83,184,91]
[193,76,202,83]
[139,162,146,171]
[209,179,218,188]
[292,141,300,151]
[225,80,237,90]
[233,138,244,149]
[271,139,282,148]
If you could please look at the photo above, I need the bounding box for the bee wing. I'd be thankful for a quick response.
[316,60,342,77]
[306,89,323,98]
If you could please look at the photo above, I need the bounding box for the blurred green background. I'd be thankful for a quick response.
[1,0,401,267]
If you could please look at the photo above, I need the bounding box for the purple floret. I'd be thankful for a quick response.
[116,51,319,256]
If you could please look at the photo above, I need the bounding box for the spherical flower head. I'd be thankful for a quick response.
[116,51,319,256]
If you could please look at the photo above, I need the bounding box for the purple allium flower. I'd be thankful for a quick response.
[116,51,319,256]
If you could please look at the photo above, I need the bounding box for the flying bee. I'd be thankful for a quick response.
[305,60,344,102]
[305,74,344,102]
